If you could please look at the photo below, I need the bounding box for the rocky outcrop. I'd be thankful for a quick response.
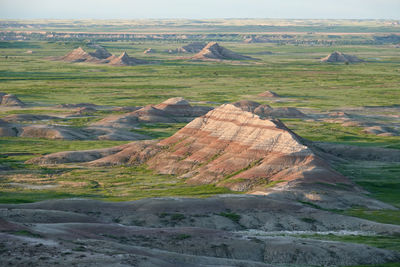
[1,196,399,266]
[57,47,148,66]
[0,93,25,107]
[321,51,364,63]
[179,42,207,53]
[363,125,399,136]
[0,98,210,141]
[31,103,345,192]
[0,115,149,141]
[27,101,399,209]
[232,100,306,118]
[167,42,207,54]
[192,42,255,60]
[258,90,279,97]
[88,46,112,59]
[93,97,213,128]
[145,103,344,190]
[13,125,147,141]
[60,47,97,62]
[107,52,148,66]
[2,114,59,123]
[143,48,155,54]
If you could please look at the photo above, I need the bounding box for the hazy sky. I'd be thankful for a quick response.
[0,0,399,20]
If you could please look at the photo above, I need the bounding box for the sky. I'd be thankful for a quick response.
[0,0,399,20]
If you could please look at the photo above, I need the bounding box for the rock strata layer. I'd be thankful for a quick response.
[192,42,255,60]
[30,103,347,192]
[57,47,148,66]
[92,97,212,128]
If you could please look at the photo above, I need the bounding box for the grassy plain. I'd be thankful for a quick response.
[0,34,399,216]
[0,21,400,263]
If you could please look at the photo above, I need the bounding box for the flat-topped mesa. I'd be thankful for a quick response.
[192,42,255,60]
[321,51,364,63]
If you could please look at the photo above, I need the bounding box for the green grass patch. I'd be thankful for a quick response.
[343,209,400,226]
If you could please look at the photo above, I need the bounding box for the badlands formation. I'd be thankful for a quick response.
[11,101,400,266]
[0,92,24,107]
[258,90,280,98]
[58,47,148,66]
[92,97,212,128]
[167,42,207,54]
[1,196,400,267]
[192,42,256,60]
[29,101,389,209]
[0,97,212,140]
[321,51,364,63]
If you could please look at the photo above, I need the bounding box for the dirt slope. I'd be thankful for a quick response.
[0,196,399,266]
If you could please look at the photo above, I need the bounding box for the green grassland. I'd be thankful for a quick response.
[0,23,400,263]
[0,38,399,216]
[0,41,399,109]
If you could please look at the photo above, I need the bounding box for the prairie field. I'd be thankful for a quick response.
[1,20,400,264]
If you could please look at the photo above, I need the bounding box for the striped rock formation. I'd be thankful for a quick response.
[92,97,212,128]
[107,52,148,66]
[144,103,346,191]
[60,47,98,62]
[58,47,148,66]
[192,42,255,60]
[30,103,348,193]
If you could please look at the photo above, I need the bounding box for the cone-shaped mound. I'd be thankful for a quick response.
[30,102,348,193]
[192,42,255,60]
[258,90,279,97]
[89,46,112,59]
[60,47,96,62]
[0,93,25,107]
[56,48,148,66]
[108,52,148,66]
[321,51,363,63]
